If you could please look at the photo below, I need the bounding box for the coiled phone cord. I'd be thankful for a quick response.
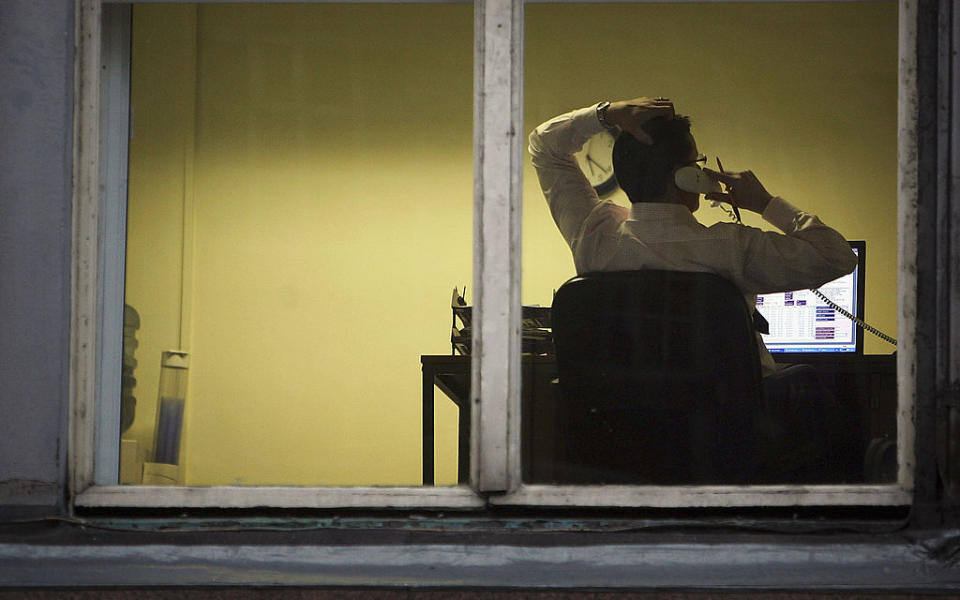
[809,288,897,347]
[714,202,742,224]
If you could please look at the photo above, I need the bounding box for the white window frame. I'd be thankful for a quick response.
[70,0,489,510]
[70,0,914,510]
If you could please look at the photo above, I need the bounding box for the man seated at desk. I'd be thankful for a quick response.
[528,96,859,480]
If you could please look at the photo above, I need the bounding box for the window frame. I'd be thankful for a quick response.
[70,0,914,510]
[71,0,488,510]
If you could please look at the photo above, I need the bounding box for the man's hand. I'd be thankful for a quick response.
[704,168,773,215]
[604,97,674,144]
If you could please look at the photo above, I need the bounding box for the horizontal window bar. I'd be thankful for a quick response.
[76,485,485,509]
[491,484,911,507]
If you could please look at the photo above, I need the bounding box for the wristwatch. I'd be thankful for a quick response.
[596,101,614,131]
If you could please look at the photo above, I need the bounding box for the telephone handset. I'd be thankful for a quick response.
[674,165,721,195]
[809,287,898,346]
[674,162,742,223]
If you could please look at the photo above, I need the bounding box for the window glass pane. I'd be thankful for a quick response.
[522,1,899,485]
[121,3,473,486]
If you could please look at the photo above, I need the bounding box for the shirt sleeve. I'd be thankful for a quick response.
[735,196,859,294]
[528,104,608,251]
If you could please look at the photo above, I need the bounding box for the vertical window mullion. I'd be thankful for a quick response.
[95,3,131,486]
[472,0,524,493]
[71,0,104,500]
[897,0,918,495]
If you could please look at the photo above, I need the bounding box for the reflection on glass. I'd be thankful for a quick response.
[121,4,472,486]
[521,2,899,485]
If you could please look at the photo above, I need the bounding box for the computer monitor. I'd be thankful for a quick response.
[755,241,865,355]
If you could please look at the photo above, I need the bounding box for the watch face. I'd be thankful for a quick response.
[574,130,618,197]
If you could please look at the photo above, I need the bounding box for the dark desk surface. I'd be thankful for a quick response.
[422,351,895,369]
[773,352,896,369]
[420,354,556,366]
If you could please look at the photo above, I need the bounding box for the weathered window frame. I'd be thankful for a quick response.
[70,0,914,510]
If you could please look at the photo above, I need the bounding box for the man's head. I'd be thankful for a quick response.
[612,115,700,211]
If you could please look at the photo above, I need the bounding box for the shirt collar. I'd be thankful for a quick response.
[628,201,698,222]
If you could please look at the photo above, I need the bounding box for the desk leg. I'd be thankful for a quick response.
[458,399,469,484]
[422,365,435,486]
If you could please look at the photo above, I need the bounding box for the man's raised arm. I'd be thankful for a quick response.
[528,97,672,248]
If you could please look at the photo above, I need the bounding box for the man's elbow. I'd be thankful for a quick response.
[815,247,858,287]
[839,246,858,275]
[527,127,543,153]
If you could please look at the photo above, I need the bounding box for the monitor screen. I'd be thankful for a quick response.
[755,241,865,354]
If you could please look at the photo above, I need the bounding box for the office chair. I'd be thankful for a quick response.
[550,269,764,484]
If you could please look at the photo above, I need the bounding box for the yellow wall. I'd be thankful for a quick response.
[126,4,472,485]
[126,2,898,486]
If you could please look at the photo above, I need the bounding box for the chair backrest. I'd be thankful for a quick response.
[550,269,764,484]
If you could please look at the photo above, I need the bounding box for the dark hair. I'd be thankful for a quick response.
[612,115,693,203]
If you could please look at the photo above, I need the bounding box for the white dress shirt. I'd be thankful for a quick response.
[529,104,858,375]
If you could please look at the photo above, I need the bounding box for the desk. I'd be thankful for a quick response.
[420,355,469,486]
[420,355,557,485]
[421,353,896,485]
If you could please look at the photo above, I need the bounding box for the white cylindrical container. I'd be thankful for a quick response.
[151,350,189,467]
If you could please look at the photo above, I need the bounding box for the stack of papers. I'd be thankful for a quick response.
[450,287,553,356]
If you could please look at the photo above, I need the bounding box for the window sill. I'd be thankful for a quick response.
[74,483,912,510]
[1,520,958,590]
